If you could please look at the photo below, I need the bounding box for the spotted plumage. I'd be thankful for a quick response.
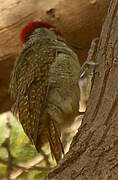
[9,21,81,163]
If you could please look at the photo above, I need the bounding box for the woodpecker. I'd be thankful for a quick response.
[9,21,81,163]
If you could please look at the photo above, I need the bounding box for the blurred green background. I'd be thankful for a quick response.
[0,112,78,179]
[0,112,55,180]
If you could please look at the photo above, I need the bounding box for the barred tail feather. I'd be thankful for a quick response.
[48,118,64,163]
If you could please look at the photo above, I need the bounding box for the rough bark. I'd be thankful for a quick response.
[46,0,118,179]
[0,0,110,113]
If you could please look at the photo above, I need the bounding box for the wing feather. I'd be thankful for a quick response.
[10,44,54,144]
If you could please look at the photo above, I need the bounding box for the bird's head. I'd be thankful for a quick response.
[20,21,62,44]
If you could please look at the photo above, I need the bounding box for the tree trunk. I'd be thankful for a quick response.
[0,0,110,113]
[46,0,118,179]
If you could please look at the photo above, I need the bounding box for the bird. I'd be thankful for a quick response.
[9,21,81,163]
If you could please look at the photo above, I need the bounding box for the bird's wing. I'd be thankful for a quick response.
[10,44,54,144]
[10,43,64,163]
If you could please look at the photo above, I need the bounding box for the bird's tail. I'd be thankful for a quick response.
[47,118,64,163]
